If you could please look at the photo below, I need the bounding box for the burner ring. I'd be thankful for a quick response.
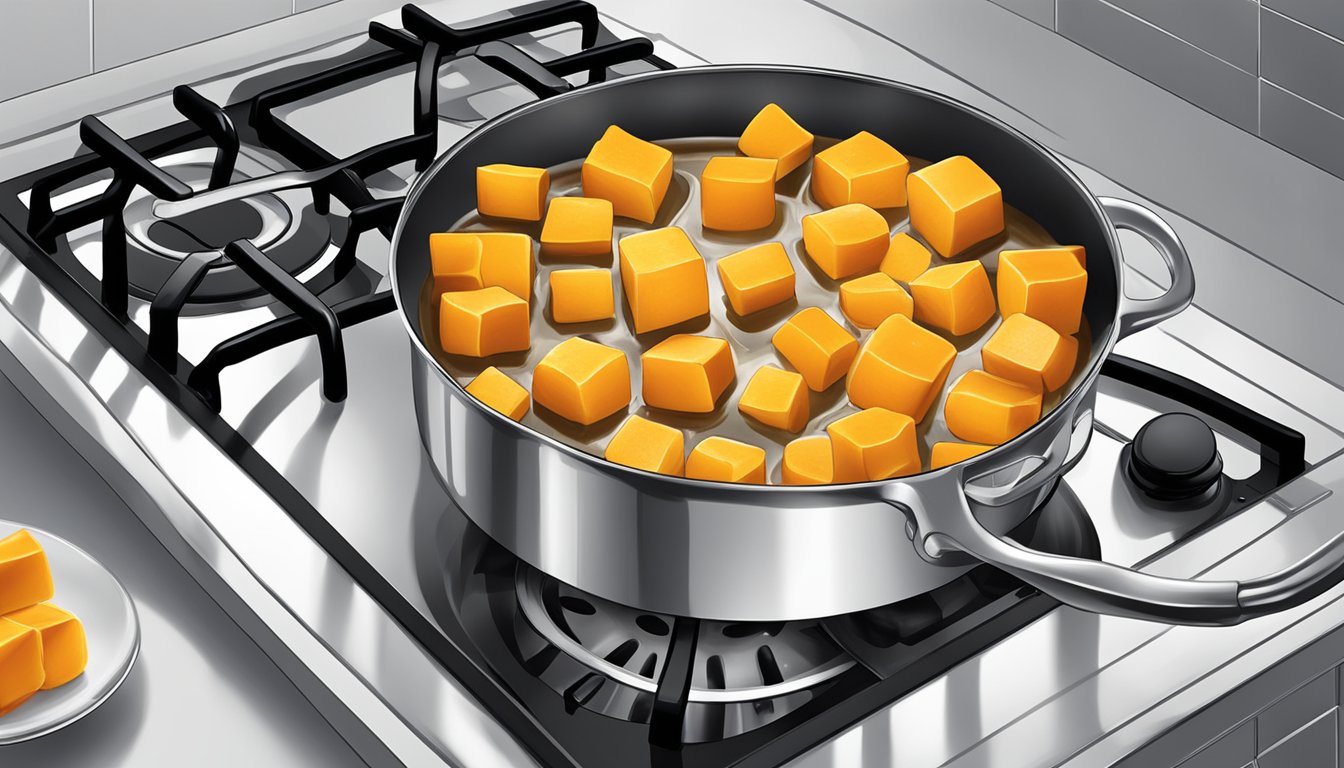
[125,181,297,258]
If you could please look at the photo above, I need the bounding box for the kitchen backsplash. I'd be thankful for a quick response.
[989,0,1344,179]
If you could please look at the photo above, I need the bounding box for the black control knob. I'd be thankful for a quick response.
[1125,413,1223,501]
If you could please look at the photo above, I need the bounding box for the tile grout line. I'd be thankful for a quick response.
[1091,0,1259,77]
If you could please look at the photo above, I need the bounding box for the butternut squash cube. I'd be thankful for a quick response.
[1061,244,1086,269]
[641,334,735,413]
[909,260,996,336]
[604,415,684,476]
[880,232,932,284]
[429,232,534,302]
[617,227,710,334]
[429,233,483,295]
[944,370,1042,445]
[737,365,808,433]
[930,441,993,470]
[907,155,1004,257]
[0,619,43,713]
[801,203,890,280]
[982,313,1079,393]
[811,131,910,210]
[476,163,549,221]
[997,248,1089,335]
[700,156,778,231]
[438,287,530,358]
[771,307,859,391]
[582,125,673,223]
[782,435,834,485]
[5,603,87,690]
[532,337,631,425]
[738,103,814,180]
[549,268,614,324]
[465,366,530,421]
[716,242,795,317]
[827,407,921,482]
[686,436,767,484]
[847,314,956,421]
[0,530,53,616]
[839,272,913,329]
[540,197,614,258]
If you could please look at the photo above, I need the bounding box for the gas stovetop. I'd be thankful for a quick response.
[1,2,1343,767]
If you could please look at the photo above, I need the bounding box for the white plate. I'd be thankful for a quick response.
[0,521,140,744]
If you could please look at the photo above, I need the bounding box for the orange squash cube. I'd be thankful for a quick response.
[429,232,533,302]
[582,125,673,223]
[5,603,88,690]
[1058,245,1087,269]
[737,365,808,433]
[532,338,631,425]
[847,314,956,421]
[700,156,778,231]
[930,441,993,470]
[944,370,1042,445]
[839,272,913,329]
[429,233,483,294]
[465,366,531,421]
[604,416,685,476]
[0,530,54,616]
[801,203,890,280]
[685,436,768,483]
[909,260,996,336]
[641,334,735,413]
[772,307,859,391]
[982,313,1079,392]
[827,407,921,482]
[716,242,796,317]
[880,232,932,284]
[907,155,1005,257]
[0,619,44,713]
[997,248,1089,335]
[540,197,614,258]
[811,131,910,210]
[476,164,549,221]
[549,268,615,324]
[438,287,530,358]
[617,227,710,334]
[782,435,834,485]
[738,103,814,180]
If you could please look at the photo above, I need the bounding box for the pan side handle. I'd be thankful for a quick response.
[1101,196,1196,339]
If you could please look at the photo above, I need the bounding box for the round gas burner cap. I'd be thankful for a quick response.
[1125,412,1224,501]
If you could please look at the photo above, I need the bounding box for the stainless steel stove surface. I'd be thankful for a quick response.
[1,2,1343,768]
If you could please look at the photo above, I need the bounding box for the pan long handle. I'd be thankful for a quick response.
[885,482,1344,626]
[1101,197,1196,339]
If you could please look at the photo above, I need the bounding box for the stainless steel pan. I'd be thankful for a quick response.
[388,65,1344,624]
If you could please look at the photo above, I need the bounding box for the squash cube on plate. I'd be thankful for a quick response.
[811,131,910,210]
[982,313,1079,393]
[907,155,1004,257]
[738,103,814,180]
[549,268,614,324]
[782,435,834,485]
[540,197,614,258]
[839,272,913,329]
[618,227,710,334]
[0,530,53,616]
[909,260,995,336]
[604,415,685,476]
[641,334,735,413]
[827,407,921,482]
[582,125,673,223]
[772,307,858,391]
[532,337,631,425]
[465,366,531,421]
[476,163,549,221]
[700,156,778,231]
[847,314,956,421]
[430,232,534,302]
[738,365,808,433]
[716,242,795,317]
[0,619,44,713]
[997,248,1088,334]
[930,441,993,470]
[880,233,932,284]
[439,287,530,358]
[944,370,1042,445]
[5,603,87,690]
[801,203,890,281]
[686,436,768,483]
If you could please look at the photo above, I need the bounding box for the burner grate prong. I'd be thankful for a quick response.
[171,86,240,190]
